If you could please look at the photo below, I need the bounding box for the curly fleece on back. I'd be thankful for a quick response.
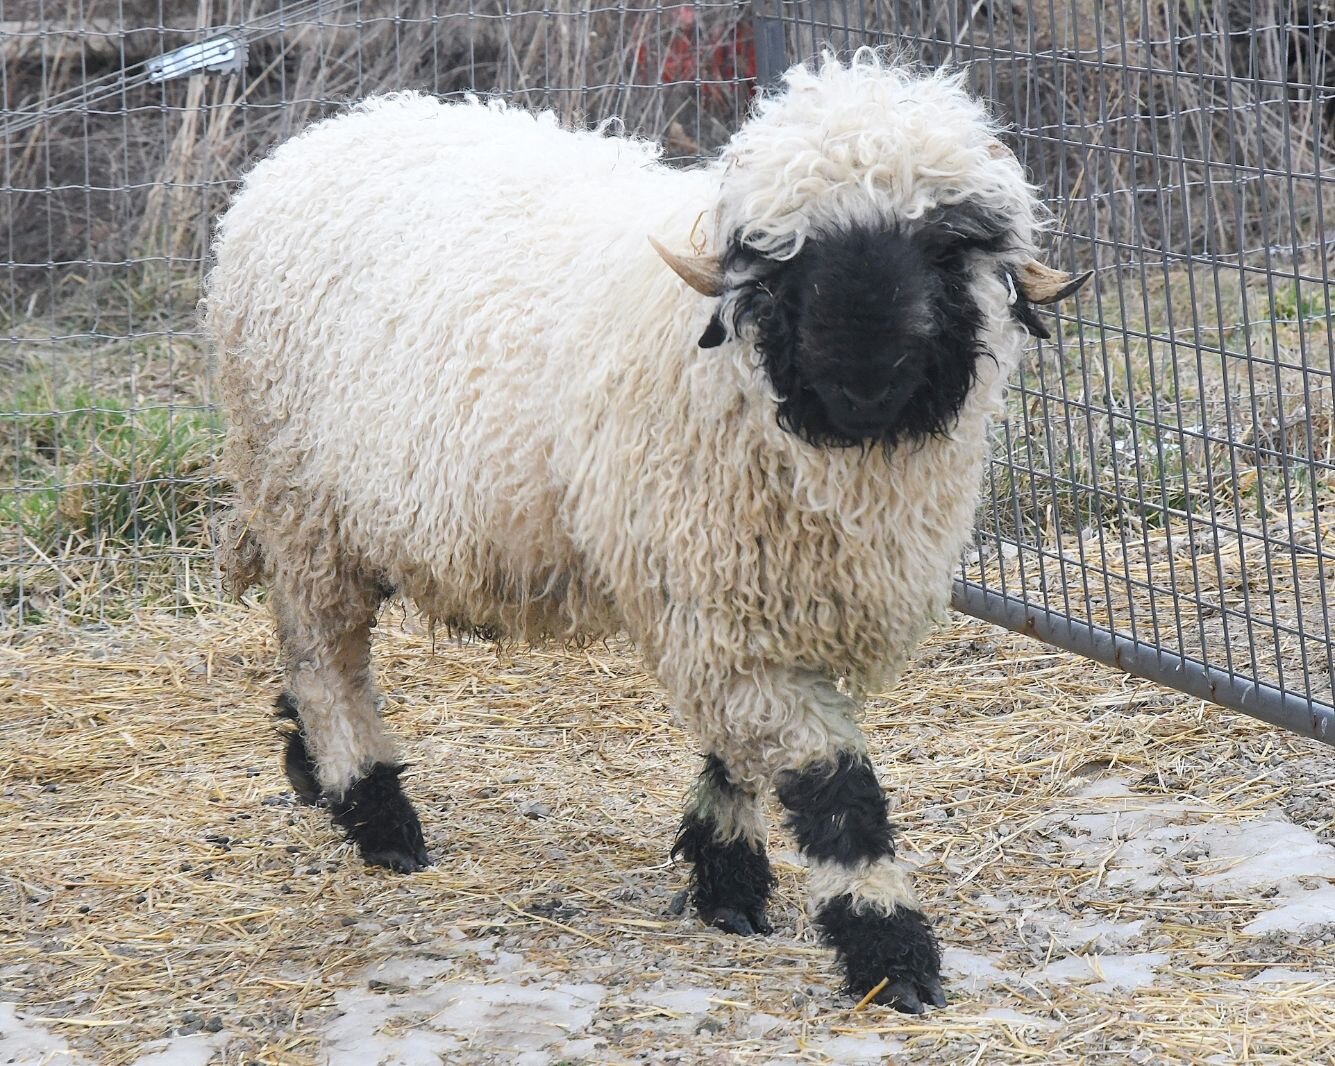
[207,50,1043,788]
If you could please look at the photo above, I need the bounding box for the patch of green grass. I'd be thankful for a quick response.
[1270,283,1329,323]
[2,380,222,554]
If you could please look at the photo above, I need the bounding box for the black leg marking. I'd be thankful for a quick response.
[816,896,945,1013]
[275,692,321,804]
[776,751,945,1013]
[275,693,429,873]
[672,756,774,936]
[329,763,431,874]
[672,812,775,936]
[775,751,895,866]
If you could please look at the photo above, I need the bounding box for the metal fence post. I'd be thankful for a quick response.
[751,0,788,89]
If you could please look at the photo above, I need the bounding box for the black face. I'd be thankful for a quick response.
[705,205,1023,450]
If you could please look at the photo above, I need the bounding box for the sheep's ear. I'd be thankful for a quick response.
[1014,259,1092,305]
[649,235,724,297]
[1007,285,1053,340]
[933,201,1010,247]
[697,312,727,349]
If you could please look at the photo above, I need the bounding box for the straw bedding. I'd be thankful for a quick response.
[2,601,1334,1064]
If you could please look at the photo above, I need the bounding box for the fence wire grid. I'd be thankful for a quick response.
[3,1,1334,745]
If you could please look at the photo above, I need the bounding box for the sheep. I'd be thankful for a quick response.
[206,49,1088,1012]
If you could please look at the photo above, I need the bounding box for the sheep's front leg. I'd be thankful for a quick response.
[689,668,945,1012]
[776,751,945,1013]
[672,755,774,935]
[272,579,430,873]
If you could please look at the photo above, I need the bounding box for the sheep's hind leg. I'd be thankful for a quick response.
[672,755,774,936]
[775,749,945,1014]
[272,577,430,873]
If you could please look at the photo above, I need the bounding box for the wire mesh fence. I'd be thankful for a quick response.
[750,0,1335,742]
[3,1,1333,743]
[1,0,757,618]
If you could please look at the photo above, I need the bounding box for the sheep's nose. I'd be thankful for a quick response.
[840,383,895,409]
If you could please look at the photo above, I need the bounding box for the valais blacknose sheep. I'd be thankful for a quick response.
[208,51,1088,1011]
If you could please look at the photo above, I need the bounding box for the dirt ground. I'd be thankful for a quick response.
[3,601,1335,1065]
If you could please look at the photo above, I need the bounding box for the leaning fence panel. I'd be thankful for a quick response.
[753,0,1335,741]
[3,1,1333,743]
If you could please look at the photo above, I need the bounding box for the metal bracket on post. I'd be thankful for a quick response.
[147,33,248,83]
[751,0,788,90]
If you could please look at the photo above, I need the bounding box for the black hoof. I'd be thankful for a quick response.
[275,693,322,804]
[816,897,946,1014]
[330,763,431,873]
[701,905,773,937]
[871,976,948,1014]
[672,813,775,939]
[360,837,432,874]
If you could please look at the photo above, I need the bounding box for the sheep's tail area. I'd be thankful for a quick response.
[215,505,266,596]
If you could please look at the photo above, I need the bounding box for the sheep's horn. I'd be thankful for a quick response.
[982,141,1091,304]
[649,236,724,297]
[1015,259,1092,304]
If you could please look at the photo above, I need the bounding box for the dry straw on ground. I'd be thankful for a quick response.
[3,602,1334,1064]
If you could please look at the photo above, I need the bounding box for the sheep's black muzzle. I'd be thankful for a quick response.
[731,214,1002,452]
[811,376,921,444]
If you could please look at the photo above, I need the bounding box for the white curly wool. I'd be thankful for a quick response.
[808,857,921,915]
[208,52,1041,790]
[714,56,1041,255]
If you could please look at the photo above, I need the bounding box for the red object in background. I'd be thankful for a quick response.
[640,7,758,108]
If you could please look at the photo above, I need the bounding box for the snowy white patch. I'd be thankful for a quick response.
[1057,917,1147,951]
[484,950,529,977]
[1250,967,1335,985]
[321,953,606,1066]
[1053,776,1335,936]
[129,1033,227,1066]
[1037,952,1170,992]
[324,984,460,1066]
[810,1032,906,1064]
[744,1012,785,1037]
[631,985,726,1018]
[941,947,1011,991]
[1244,885,1335,934]
[622,983,743,1038]
[430,982,605,1059]
[1195,823,1335,891]
[0,1003,92,1066]
[363,955,458,991]
[970,891,1015,911]
[974,1007,1058,1030]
